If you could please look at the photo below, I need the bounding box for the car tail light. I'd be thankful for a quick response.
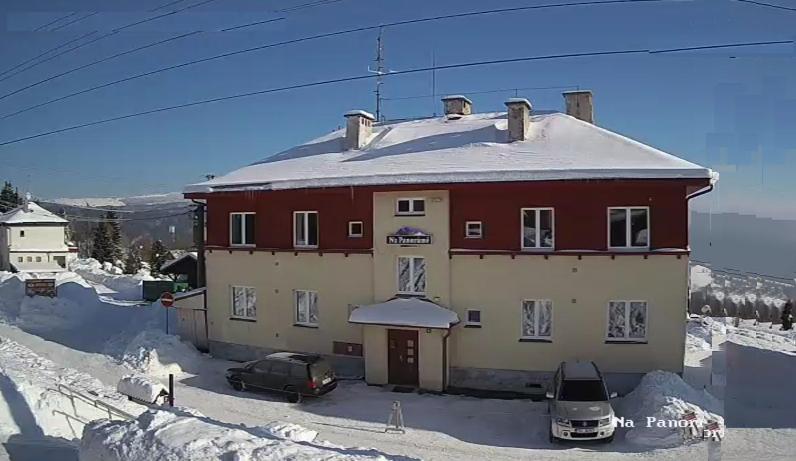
[308,379,317,389]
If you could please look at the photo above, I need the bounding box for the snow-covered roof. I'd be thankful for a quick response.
[160,251,197,272]
[0,202,68,225]
[185,112,715,194]
[349,297,460,329]
[11,261,67,273]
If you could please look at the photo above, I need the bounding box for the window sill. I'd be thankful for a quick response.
[294,245,319,250]
[229,317,256,323]
[348,235,363,238]
[605,340,647,344]
[230,244,255,248]
[607,247,649,251]
[396,292,426,297]
[464,324,482,328]
[293,323,319,329]
[465,236,483,240]
[519,338,552,343]
[395,214,426,217]
[520,247,554,252]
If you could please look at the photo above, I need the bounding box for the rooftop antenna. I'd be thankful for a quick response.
[368,27,391,122]
[431,49,437,116]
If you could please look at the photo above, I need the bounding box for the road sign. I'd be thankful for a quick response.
[160,292,175,308]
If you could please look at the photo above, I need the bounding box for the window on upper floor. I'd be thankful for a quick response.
[466,309,482,327]
[608,207,649,249]
[521,299,553,340]
[465,221,483,239]
[607,300,647,342]
[294,211,318,247]
[348,221,363,238]
[17,257,23,263]
[19,230,25,237]
[396,198,425,216]
[521,208,554,249]
[231,286,256,320]
[35,256,41,262]
[230,212,255,246]
[397,255,426,294]
[294,289,319,327]
[26,256,32,262]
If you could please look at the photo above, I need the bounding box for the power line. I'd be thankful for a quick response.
[734,0,796,13]
[150,0,190,12]
[219,17,287,32]
[649,39,793,53]
[49,12,99,32]
[0,37,792,148]
[32,12,78,32]
[274,0,345,13]
[0,0,678,120]
[0,30,98,79]
[0,0,218,84]
[383,85,580,101]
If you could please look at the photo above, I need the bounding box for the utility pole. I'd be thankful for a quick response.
[192,201,206,288]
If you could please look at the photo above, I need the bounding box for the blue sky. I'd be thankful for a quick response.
[0,0,794,218]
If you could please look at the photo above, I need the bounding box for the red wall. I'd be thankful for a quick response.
[196,179,707,252]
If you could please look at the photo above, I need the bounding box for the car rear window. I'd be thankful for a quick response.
[309,361,333,380]
[559,380,608,401]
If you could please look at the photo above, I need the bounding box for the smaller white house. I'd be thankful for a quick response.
[0,201,74,272]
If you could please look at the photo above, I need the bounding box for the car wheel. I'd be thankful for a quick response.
[229,379,243,391]
[285,386,301,403]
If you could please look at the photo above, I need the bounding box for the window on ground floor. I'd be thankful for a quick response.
[465,221,483,239]
[231,286,256,319]
[521,208,554,249]
[348,221,363,238]
[521,299,552,339]
[294,290,319,326]
[397,256,426,294]
[607,300,647,341]
[466,309,482,326]
[608,207,649,248]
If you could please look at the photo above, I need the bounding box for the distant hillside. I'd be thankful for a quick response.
[691,211,796,278]
[50,192,185,208]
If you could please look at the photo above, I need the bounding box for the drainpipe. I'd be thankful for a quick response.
[191,200,206,288]
[686,183,714,201]
[441,326,454,391]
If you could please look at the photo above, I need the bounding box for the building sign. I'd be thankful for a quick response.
[25,279,57,298]
[386,226,433,245]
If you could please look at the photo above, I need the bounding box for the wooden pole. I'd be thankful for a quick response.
[168,374,174,407]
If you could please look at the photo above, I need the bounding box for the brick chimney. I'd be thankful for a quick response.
[563,90,593,124]
[344,110,375,150]
[441,95,472,117]
[504,98,532,142]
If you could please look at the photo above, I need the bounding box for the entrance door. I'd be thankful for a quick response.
[388,329,418,386]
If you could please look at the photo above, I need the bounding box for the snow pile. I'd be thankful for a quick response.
[69,258,159,300]
[117,375,168,404]
[255,422,319,443]
[686,319,712,353]
[0,337,142,441]
[80,409,395,461]
[117,329,203,377]
[689,265,713,290]
[616,371,723,448]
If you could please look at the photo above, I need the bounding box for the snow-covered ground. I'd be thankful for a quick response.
[0,263,793,460]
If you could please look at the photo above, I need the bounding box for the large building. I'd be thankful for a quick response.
[183,92,716,393]
[0,201,75,272]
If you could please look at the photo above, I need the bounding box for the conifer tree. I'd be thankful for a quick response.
[149,240,169,275]
[105,211,123,264]
[0,181,21,212]
[782,301,794,331]
[123,245,142,275]
[90,223,110,263]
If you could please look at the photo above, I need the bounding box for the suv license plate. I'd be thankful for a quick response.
[322,377,332,385]
[575,428,595,434]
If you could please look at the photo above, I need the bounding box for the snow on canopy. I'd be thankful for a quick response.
[185,112,715,193]
[0,202,68,224]
[349,297,459,329]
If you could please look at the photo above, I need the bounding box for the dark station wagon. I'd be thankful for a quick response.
[225,352,337,402]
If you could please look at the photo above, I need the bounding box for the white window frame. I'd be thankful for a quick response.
[466,309,482,326]
[230,285,256,320]
[520,299,553,340]
[229,212,255,247]
[396,198,426,216]
[605,300,648,342]
[607,206,650,249]
[397,255,426,295]
[520,208,555,250]
[348,221,364,238]
[465,221,483,239]
[294,289,319,327]
[293,211,319,248]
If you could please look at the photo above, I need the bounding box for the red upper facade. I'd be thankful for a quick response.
[190,178,709,253]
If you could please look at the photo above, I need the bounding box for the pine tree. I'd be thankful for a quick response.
[0,181,22,212]
[105,211,123,264]
[90,223,110,263]
[149,240,169,275]
[123,245,142,275]
[782,301,793,331]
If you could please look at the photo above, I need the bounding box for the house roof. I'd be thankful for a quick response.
[349,297,460,329]
[184,111,715,194]
[0,202,68,225]
[160,251,197,272]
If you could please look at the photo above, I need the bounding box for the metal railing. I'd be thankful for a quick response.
[49,383,136,422]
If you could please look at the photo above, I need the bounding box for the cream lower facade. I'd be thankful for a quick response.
[202,189,689,393]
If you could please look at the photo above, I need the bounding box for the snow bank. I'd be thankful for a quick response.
[616,371,723,448]
[255,422,319,443]
[70,258,159,300]
[689,265,713,290]
[117,329,203,377]
[80,409,396,461]
[117,375,168,404]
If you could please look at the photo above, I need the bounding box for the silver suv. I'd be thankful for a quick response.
[547,361,618,443]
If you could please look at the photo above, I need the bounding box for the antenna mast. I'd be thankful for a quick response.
[371,27,385,121]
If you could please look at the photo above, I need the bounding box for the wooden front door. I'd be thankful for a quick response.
[388,329,419,386]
